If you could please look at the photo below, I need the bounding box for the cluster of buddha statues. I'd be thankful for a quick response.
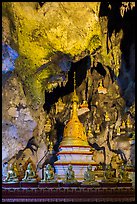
[3,161,132,185]
[3,162,38,183]
[102,163,132,183]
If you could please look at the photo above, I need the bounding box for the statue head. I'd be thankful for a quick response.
[27,163,33,170]
[121,163,126,170]
[46,164,51,170]
[9,163,14,171]
[87,165,92,171]
[106,164,111,170]
[68,164,73,170]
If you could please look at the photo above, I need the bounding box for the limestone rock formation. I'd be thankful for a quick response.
[2,2,135,173]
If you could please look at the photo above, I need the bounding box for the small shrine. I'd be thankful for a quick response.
[55,98,65,114]
[54,72,97,181]
[97,80,107,94]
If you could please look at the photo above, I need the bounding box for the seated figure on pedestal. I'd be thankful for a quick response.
[118,163,132,183]
[103,164,117,183]
[82,165,99,186]
[3,163,19,183]
[63,164,77,184]
[21,162,37,183]
[40,164,57,183]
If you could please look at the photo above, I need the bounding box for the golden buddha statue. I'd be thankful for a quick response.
[105,112,110,122]
[48,141,53,154]
[3,163,19,183]
[98,80,107,94]
[121,121,126,129]
[120,121,126,134]
[126,115,133,129]
[116,126,121,136]
[95,124,100,134]
[55,97,65,114]
[44,118,52,133]
[21,162,37,183]
[46,135,50,144]
[87,126,93,138]
[60,72,89,147]
[80,89,88,108]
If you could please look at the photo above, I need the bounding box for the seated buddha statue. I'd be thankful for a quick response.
[103,164,117,183]
[21,162,37,183]
[82,165,99,186]
[63,164,77,184]
[3,163,19,183]
[41,164,57,183]
[118,163,132,183]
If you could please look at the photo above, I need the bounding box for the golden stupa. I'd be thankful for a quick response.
[54,72,97,181]
[60,72,89,147]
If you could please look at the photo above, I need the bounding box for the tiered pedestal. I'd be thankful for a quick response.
[54,146,97,181]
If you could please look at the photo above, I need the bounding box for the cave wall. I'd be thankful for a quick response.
[2,2,135,177]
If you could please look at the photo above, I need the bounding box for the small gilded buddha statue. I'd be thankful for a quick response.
[105,112,110,122]
[44,118,52,133]
[41,164,57,183]
[118,163,132,183]
[116,126,121,136]
[98,80,107,94]
[82,165,99,186]
[126,115,133,129]
[121,121,126,128]
[3,163,19,183]
[48,141,53,154]
[80,89,88,108]
[120,121,126,134]
[87,126,93,138]
[55,97,65,114]
[63,164,78,184]
[21,163,37,183]
[46,135,50,144]
[95,124,100,134]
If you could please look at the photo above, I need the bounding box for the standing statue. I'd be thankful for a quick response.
[3,163,19,183]
[63,164,77,184]
[41,164,57,183]
[21,162,37,183]
[82,165,99,186]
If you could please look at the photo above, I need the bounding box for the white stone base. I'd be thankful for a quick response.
[54,146,97,181]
